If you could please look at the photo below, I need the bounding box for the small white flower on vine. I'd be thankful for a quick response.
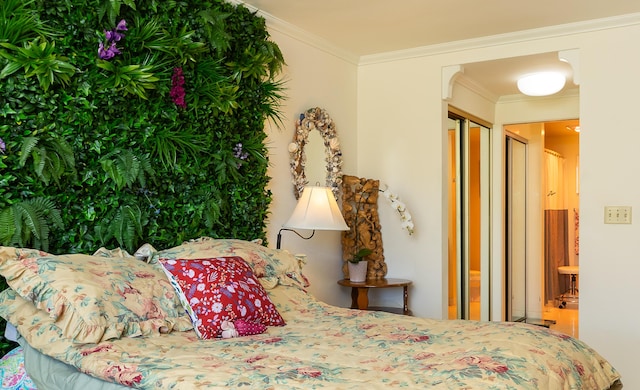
[381,185,414,235]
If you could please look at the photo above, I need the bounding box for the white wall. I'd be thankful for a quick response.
[262,25,358,306]
[578,24,640,387]
[262,12,640,387]
[357,23,640,387]
[357,56,449,318]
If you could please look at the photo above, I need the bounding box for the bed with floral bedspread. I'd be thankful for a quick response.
[0,238,621,389]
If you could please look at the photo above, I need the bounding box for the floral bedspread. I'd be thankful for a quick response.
[16,285,619,389]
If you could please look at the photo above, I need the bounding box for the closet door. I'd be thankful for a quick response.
[449,114,491,321]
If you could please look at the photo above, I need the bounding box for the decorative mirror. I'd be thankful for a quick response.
[288,107,343,199]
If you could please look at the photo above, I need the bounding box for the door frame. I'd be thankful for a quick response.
[505,131,528,322]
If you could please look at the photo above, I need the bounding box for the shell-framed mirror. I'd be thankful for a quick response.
[288,107,343,199]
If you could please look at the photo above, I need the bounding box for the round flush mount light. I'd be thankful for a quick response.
[517,71,566,96]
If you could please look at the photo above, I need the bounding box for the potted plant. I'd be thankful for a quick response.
[347,247,372,282]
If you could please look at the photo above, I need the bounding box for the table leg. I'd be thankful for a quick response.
[403,286,409,315]
[351,287,369,310]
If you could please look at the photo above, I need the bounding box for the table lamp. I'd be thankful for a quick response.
[276,186,349,249]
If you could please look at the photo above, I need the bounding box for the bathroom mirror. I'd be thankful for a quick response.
[289,107,343,199]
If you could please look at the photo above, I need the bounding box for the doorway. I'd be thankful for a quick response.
[448,110,491,321]
[503,119,580,336]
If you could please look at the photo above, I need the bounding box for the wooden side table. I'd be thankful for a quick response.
[337,278,412,315]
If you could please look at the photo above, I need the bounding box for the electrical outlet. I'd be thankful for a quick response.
[604,206,632,224]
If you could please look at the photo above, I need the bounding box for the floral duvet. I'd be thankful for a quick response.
[11,284,619,389]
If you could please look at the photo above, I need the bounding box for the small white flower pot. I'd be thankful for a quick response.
[348,261,368,282]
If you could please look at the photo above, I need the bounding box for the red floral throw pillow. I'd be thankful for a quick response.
[159,256,285,339]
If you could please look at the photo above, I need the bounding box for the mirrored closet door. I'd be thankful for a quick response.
[448,111,491,321]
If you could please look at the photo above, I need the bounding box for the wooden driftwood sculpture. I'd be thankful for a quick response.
[341,175,387,280]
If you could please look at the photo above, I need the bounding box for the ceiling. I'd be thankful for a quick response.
[237,0,640,57]
[234,0,640,98]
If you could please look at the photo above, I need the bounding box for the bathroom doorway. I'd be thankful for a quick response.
[503,119,580,336]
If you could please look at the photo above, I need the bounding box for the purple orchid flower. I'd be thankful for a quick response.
[97,42,110,59]
[98,42,120,60]
[97,19,127,60]
[105,30,124,42]
[0,137,5,154]
[116,19,127,31]
[108,42,121,56]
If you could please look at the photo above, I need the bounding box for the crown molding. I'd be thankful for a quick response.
[497,87,580,104]
[456,73,500,104]
[359,12,640,65]
[226,0,360,65]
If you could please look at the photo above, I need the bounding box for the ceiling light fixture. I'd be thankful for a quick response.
[517,71,566,96]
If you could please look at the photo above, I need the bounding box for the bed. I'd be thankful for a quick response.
[0,238,621,389]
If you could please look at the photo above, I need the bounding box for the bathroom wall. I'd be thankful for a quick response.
[545,128,580,267]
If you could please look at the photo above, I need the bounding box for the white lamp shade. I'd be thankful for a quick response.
[517,71,566,96]
[283,186,349,231]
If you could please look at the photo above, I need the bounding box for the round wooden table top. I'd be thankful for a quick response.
[337,278,412,288]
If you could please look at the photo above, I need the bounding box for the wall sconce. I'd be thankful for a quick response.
[517,71,566,96]
[276,186,349,249]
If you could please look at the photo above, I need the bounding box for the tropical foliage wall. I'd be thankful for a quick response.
[0,0,285,352]
[0,0,284,253]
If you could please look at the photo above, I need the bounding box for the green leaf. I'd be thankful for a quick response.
[0,198,62,251]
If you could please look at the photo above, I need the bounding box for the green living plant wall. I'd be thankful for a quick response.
[0,0,285,252]
[0,0,285,352]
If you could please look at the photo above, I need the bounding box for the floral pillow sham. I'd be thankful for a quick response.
[158,256,285,339]
[0,246,192,344]
[151,238,310,290]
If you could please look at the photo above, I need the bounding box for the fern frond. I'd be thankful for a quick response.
[30,197,63,229]
[18,136,39,167]
[13,201,43,241]
[100,149,154,189]
[53,137,75,171]
[110,204,142,251]
[0,198,62,250]
[19,136,76,186]
[93,221,114,246]
[0,208,16,245]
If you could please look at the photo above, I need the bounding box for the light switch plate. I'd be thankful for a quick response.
[604,206,632,224]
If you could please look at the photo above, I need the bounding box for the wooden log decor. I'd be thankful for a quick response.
[341,175,387,280]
